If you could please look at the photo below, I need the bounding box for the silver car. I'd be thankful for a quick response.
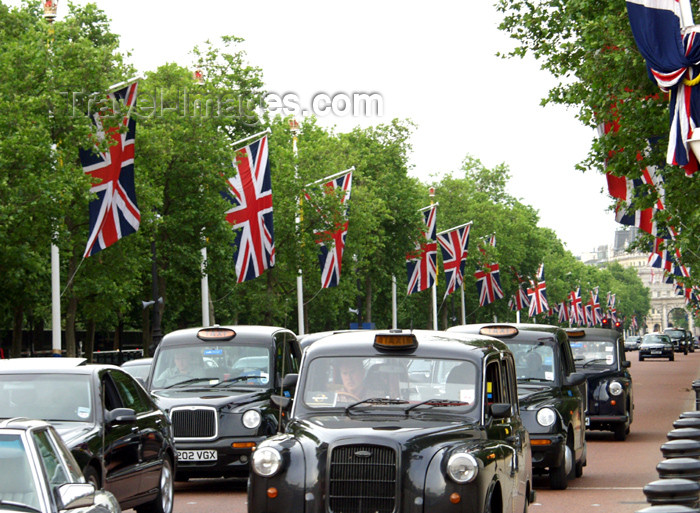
[0,418,120,513]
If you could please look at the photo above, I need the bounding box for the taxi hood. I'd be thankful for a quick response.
[516,383,556,409]
[151,388,270,412]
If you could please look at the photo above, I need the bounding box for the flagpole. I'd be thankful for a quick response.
[291,120,305,335]
[305,167,355,187]
[460,281,466,324]
[429,187,438,330]
[106,74,144,94]
[201,247,210,326]
[231,127,272,152]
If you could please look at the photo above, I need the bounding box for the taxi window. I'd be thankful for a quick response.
[570,340,617,368]
[507,341,556,382]
[301,356,479,413]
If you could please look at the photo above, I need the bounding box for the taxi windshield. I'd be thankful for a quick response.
[0,434,41,510]
[301,356,479,414]
[570,341,617,369]
[151,345,271,389]
[507,341,556,382]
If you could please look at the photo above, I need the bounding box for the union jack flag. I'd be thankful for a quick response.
[558,300,570,324]
[223,135,275,283]
[527,264,548,317]
[631,315,639,331]
[437,223,471,298]
[307,169,353,288]
[509,285,530,312]
[590,288,603,325]
[80,81,140,257]
[606,166,666,237]
[475,263,504,306]
[625,0,700,175]
[406,205,437,295]
[570,288,585,326]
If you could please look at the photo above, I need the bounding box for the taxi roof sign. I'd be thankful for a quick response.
[479,326,519,338]
[567,330,586,338]
[374,333,418,351]
[197,327,236,341]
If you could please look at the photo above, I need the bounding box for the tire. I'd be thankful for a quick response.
[670,354,675,361]
[639,355,644,361]
[136,457,174,513]
[82,465,101,489]
[575,457,584,477]
[613,422,628,441]
[549,437,572,490]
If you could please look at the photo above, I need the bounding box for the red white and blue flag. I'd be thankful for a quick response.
[558,300,570,324]
[406,204,437,295]
[625,0,700,175]
[570,288,585,326]
[80,81,140,257]
[223,135,275,283]
[307,169,353,289]
[590,288,603,325]
[527,264,548,317]
[475,263,504,306]
[509,285,531,312]
[606,166,667,237]
[437,222,471,298]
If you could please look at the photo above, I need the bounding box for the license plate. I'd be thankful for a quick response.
[177,450,217,462]
[651,350,661,355]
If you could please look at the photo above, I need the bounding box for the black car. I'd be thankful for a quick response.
[0,418,120,513]
[248,329,534,513]
[624,335,641,351]
[146,325,301,480]
[0,357,176,513]
[639,333,675,361]
[567,328,633,441]
[121,357,153,383]
[447,323,587,490]
[664,328,688,355]
[683,329,696,353]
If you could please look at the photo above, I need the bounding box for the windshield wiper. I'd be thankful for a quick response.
[212,376,262,387]
[0,500,42,513]
[582,358,610,368]
[404,398,469,415]
[345,397,408,414]
[163,377,215,389]
[518,377,550,382]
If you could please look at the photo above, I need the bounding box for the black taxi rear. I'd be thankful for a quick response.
[447,323,586,490]
[567,327,633,441]
[248,330,534,513]
[146,326,300,480]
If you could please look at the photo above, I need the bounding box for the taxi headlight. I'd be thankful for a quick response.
[242,409,262,429]
[536,407,557,427]
[446,453,479,483]
[251,446,282,477]
[608,381,623,396]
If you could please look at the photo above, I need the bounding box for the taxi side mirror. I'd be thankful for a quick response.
[564,372,586,387]
[490,403,512,419]
[271,395,292,411]
[282,373,298,389]
[621,360,631,368]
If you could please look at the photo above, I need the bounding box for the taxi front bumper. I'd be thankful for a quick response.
[174,436,266,478]
[530,433,566,469]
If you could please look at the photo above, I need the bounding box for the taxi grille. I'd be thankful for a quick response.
[171,407,217,439]
[329,444,397,513]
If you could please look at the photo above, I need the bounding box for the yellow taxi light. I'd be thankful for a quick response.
[374,333,418,351]
[197,327,236,341]
[479,326,519,338]
[567,330,586,338]
[530,439,552,446]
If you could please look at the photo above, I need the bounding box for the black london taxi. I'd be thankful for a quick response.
[146,325,301,480]
[248,329,535,513]
[0,358,176,513]
[447,323,587,490]
[664,328,690,354]
[566,327,634,441]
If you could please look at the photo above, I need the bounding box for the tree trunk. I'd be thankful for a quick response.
[11,305,23,358]
[364,277,372,324]
[65,294,78,357]
[85,319,95,363]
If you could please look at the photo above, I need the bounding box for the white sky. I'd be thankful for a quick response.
[17,0,620,255]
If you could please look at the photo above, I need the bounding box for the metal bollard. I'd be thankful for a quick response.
[692,380,700,411]
[657,458,700,481]
[668,429,700,443]
[682,412,700,420]
[662,440,700,460]
[636,506,700,513]
[676,419,700,430]
[643,478,700,508]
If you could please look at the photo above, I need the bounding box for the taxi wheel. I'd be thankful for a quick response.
[613,422,628,441]
[638,355,644,362]
[83,465,100,489]
[549,437,572,490]
[670,354,675,361]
